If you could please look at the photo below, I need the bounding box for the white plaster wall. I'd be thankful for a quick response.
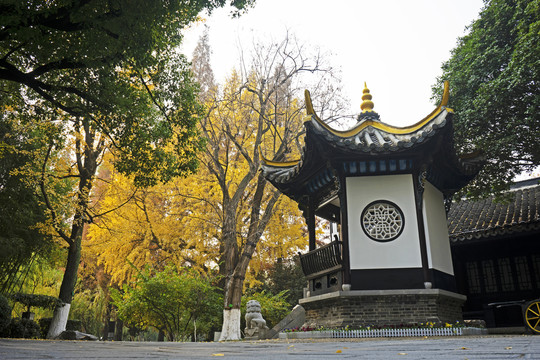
[346,174,422,270]
[422,181,454,275]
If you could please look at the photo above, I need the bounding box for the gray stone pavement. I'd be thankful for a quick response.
[0,335,539,359]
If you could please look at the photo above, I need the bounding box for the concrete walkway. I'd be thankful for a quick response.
[0,335,538,359]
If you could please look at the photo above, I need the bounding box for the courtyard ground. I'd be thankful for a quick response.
[0,335,539,359]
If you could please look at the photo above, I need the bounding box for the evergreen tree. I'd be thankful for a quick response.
[434,0,540,196]
[0,117,55,293]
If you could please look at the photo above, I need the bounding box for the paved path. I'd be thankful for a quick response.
[1,335,539,359]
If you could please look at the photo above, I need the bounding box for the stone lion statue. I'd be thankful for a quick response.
[245,300,268,332]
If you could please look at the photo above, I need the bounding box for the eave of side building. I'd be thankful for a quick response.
[448,179,540,243]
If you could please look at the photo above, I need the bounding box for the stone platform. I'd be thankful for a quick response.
[299,289,466,328]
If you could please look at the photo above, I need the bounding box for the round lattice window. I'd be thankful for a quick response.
[361,200,404,242]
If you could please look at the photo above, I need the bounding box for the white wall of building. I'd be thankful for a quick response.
[422,181,454,275]
[346,174,422,270]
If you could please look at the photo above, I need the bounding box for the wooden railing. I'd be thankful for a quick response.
[298,240,342,279]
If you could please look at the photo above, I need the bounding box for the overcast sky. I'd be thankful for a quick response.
[181,0,485,127]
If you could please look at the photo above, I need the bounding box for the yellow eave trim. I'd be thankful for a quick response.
[307,81,452,137]
[259,146,301,167]
[260,82,452,168]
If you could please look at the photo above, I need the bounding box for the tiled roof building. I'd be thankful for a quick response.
[448,179,540,328]
[448,180,540,242]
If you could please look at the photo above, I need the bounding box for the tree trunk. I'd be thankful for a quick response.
[114,318,123,341]
[46,230,83,339]
[46,302,71,339]
[218,200,242,341]
[219,273,244,341]
[102,303,111,340]
[220,308,241,341]
[46,119,99,339]
[219,204,238,279]
[158,328,165,342]
[218,177,280,341]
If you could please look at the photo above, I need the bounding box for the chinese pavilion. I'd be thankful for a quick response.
[260,81,484,327]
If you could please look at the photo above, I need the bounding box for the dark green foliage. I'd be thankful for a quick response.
[243,257,307,328]
[1,318,41,339]
[253,257,307,307]
[433,0,540,197]
[0,0,255,187]
[0,118,56,293]
[0,294,11,333]
[241,291,290,329]
[9,293,61,311]
[37,317,52,339]
[0,0,253,114]
[66,319,82,332]
[112,265,222,341]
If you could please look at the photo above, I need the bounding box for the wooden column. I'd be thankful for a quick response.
[412,170,432,286]
[338,175,351,285]
[307,199,316,251]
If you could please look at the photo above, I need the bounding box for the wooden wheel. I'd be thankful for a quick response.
[524,300,540,334]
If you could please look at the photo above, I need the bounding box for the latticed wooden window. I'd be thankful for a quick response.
[466,261,481,294]
[497,257,515,292]
[482,260,498,293]
[514,256,532,290]
[532,255,540,288]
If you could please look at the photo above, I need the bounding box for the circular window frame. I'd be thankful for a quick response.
[361,200,405,242]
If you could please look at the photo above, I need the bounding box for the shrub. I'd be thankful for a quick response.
[113,265,222,342]
[0,294,11,333]
[4,318,40,338]
[9,293,60,311]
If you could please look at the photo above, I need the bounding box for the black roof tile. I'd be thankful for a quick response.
[448,180,540,242]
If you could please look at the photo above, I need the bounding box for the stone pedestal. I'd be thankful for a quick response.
[244,327,267,340]
[299,289,466,328]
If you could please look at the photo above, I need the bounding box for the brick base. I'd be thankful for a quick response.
[299,289,466,328]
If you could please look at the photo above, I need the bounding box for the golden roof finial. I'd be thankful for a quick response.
[360,82,374,112]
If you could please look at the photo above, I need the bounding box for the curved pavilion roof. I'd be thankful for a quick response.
[260,82,484,204]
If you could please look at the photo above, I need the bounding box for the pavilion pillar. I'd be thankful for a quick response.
[306,200,316,251]
[413,168,432,286]
[338,175,351,286]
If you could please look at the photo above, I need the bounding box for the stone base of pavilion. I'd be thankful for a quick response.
[299,289,466,328]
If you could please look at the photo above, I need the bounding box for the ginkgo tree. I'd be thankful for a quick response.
[191,32,347,341]
[86,155,221,288]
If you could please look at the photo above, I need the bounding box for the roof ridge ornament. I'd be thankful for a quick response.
[358,82,380,121]
[360,82,374,112]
